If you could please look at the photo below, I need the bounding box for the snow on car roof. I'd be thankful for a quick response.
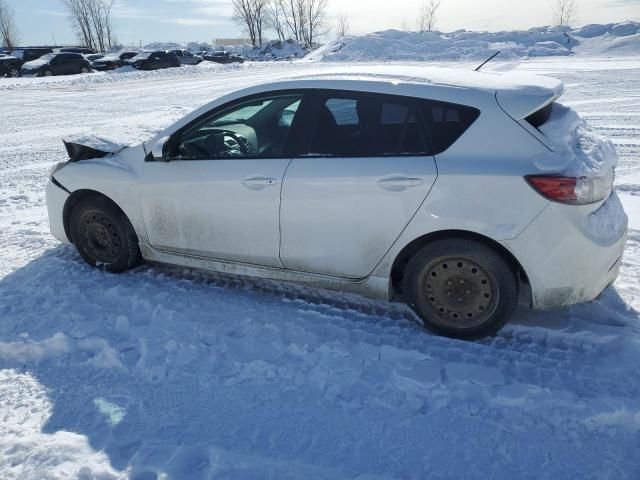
[287,65,564,98]
[264,65,565,119]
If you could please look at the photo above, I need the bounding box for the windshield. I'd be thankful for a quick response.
[132,52,152,60]
[10,50,24,59]
[100,53,120,61]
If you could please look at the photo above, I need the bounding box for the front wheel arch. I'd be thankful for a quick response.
[390,230,530,303]
[63,190,131,244]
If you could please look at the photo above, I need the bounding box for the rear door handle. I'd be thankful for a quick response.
[242,176,278,190]
[377,176,423,191]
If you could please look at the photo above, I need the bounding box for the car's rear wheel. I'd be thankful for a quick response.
[43,69,53,77]
[70,197,141,273]
[403,239,518,339]
[8,67,19,77]
[80,66,89,73]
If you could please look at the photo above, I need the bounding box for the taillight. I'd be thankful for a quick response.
[526,174,612,205]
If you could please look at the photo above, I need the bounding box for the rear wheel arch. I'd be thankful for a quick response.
[390,230,530,300]
[63,190,132,244]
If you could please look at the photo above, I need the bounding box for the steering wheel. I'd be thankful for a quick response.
[213,130,255,158]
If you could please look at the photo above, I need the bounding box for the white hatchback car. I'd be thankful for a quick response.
[46,66,627,338]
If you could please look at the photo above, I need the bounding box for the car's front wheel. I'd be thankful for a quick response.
[403,239,518,339]
[43,69,53,77]
[80,66,89,73]
[8,67,19,77]
[70,196,142,273]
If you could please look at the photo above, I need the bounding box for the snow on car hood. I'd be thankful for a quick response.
[62,134,129,161]
[537,102,618,177]
[22,59,48,69]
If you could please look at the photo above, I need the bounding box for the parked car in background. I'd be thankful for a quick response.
[203,51,245,64]
[10,47,54,64]
[46,67,627,339]
[60,47,96,55]
[0,55,22,77]
[20,52,92,77]
[126,50,180,71]
[168,49,203,65]
[91,51,138,71]
[84,53,105,63]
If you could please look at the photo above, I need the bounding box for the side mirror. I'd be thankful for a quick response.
[151,136,170,162]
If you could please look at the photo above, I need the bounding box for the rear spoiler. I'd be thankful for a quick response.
[495,73,565,120]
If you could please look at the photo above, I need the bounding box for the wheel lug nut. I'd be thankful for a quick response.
[457,297,462,301]
[466,290,471,294]
[447,281,452,286]
[446,291,451,296]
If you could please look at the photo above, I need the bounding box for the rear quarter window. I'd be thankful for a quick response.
[421,100,480,154]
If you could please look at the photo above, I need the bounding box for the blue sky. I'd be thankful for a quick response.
[6,0,640,46]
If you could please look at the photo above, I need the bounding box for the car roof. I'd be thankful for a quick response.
[261,66,565,120]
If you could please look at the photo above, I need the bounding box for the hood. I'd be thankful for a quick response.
[95,57,118,63]
[22,59,47,69]
[63,135,129,162]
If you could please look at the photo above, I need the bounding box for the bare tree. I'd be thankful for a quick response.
[63,0,116,51]
[232,0,267,47]
[418,0,441,33]
[0,0,19,49]
[553,0,578,26]
[279,0,304,43]
[301,0,327,47]
[266,0,286,42]
[336,13,350,38]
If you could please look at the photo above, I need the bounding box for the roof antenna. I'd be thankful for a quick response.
[474,51,501,72]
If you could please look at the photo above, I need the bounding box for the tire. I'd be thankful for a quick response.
[43,69,53,77]
[69,196,142,273]
[80,66,89,73]
[402,239,518,339]
[8,67,19,77]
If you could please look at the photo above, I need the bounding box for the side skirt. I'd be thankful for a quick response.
[139,243,391,300]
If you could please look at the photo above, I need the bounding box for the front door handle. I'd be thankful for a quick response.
[242,176,278,190]
[377,176,423,191]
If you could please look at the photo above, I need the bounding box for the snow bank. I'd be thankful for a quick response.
[308,21,640,62]
[222,39,309,60]
[538,103,619,177]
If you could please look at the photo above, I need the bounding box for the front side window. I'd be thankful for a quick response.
[308,94,429,157]
[171,94,303,160]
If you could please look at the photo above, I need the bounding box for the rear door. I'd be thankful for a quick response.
[279,91,438,279]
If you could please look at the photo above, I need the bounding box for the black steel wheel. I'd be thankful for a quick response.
[70,196,141,273]
[8,67,19,77]
[403,239,518,339]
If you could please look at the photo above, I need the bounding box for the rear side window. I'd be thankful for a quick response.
[526,102,553,128]
[420,100,480,154]
[307,94,429,157]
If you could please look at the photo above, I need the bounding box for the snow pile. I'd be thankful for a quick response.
[222,39,309,60]
[308,21,640,62]
[538,103,619,177]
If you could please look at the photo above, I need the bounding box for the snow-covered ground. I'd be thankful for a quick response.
[1,57,640,479]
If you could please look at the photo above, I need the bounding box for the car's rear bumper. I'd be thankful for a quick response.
[502,192,628,310]
[46,179,71,244]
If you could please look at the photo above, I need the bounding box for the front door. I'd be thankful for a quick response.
[139,92,304,268]
[280,91,438,278]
